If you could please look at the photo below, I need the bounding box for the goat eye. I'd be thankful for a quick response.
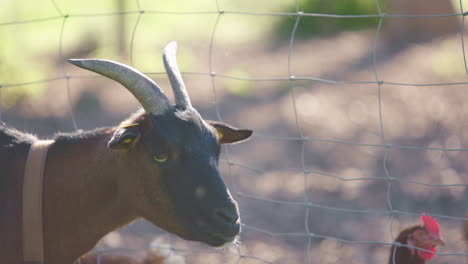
[153,154,168,163]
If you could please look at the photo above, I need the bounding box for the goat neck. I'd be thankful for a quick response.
[42,127,138,264]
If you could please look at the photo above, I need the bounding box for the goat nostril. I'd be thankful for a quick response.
[214,208,238,224]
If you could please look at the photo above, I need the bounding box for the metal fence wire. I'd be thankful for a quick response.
[1,0,468,263]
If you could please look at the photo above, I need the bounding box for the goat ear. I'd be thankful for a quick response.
[207,121,253,144]
[108,124,141,150]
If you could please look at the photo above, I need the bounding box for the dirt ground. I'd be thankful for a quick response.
[3,29,468,263]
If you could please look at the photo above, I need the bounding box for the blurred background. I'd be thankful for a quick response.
[2,0,468,263]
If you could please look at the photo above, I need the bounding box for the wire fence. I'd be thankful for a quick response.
[2,0,468,263]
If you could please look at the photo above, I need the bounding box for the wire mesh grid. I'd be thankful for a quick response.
[1,0,468,263]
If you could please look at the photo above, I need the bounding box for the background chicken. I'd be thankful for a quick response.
[464,213,468,264]
[464,213,468,242]
[387,214,444,264]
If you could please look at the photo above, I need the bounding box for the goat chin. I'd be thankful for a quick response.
[217,237,241,253]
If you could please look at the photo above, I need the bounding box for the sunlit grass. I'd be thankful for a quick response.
[1,0,466,107]
[0,0,290,106]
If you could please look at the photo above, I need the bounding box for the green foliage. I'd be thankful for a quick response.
[0,0,60,106]
[0,0,287,107]
[223,67,253,98]
[0,0,392,107]
[274,0,384,39]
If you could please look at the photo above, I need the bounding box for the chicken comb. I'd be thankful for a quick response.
[420,213,440,237]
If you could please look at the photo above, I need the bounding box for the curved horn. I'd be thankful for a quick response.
[163,41,192,109]
[68,59,172,115]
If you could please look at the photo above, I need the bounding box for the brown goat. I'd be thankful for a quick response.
[0,42,252,264]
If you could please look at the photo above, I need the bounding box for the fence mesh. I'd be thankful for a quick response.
[1,0,468,263]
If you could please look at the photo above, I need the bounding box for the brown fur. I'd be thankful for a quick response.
[1,105,252,264]
[0,113,190,264]
[0,127,33,264]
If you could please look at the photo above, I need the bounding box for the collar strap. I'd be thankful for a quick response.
[23,140,54,263]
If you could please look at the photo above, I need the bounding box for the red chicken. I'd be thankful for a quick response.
[464,213,468,244]
[464,213,468,264]
[388,214,444,264]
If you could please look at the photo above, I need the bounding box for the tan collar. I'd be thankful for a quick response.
[23,140,54,264]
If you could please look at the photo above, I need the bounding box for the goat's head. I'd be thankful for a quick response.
[69,42,252,247]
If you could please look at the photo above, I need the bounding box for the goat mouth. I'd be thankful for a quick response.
[198,230,238,247]
[188,218,240,247]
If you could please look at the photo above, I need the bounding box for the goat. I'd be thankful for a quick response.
[0,42,252,264]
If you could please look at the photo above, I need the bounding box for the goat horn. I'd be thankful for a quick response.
[68,59,172,115]
[163,41,192,109]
